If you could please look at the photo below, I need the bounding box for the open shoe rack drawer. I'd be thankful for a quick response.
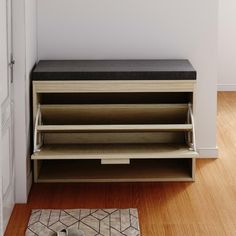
[31,79,198,183]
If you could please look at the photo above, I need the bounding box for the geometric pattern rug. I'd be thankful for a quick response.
[25,209,140,236]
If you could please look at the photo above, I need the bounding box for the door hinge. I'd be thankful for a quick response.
[9,54,15,83]
[9,59,15,68]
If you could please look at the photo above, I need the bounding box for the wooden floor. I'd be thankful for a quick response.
[5,92,236,236]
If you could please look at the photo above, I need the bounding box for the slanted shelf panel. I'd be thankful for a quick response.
[40,103,189,125]
[43,132,186,144]
[38,103,191,145]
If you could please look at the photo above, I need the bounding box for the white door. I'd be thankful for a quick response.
[0,0,15,233]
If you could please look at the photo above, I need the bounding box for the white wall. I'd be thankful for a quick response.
[25,0,38,194]
[13,0,37,203]
[37,0,218,156]
[218,0,236,91]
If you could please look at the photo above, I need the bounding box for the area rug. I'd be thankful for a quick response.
[25,208,140,236]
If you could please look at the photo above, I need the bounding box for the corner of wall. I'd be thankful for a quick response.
[197,146,219,158]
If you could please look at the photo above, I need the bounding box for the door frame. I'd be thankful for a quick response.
[0,0,15,232]
[11,0,31,204]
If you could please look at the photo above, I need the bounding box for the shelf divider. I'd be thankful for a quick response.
[37,124,193,132]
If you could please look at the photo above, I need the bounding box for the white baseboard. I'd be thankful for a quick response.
[197,147,218,158]
[217,84,236,91]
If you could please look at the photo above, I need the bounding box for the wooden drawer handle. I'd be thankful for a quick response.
[101,158,130,165]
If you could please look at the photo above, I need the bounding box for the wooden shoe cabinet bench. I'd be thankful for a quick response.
[31,60,198,183]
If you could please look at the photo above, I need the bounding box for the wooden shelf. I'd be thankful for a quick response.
[31,143,198,160]
[40,104,189,125]
[36,159,195,183]
[37,124,193,132]
[41,104,188,109]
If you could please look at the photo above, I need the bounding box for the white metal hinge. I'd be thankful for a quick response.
[8,54,15,83]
